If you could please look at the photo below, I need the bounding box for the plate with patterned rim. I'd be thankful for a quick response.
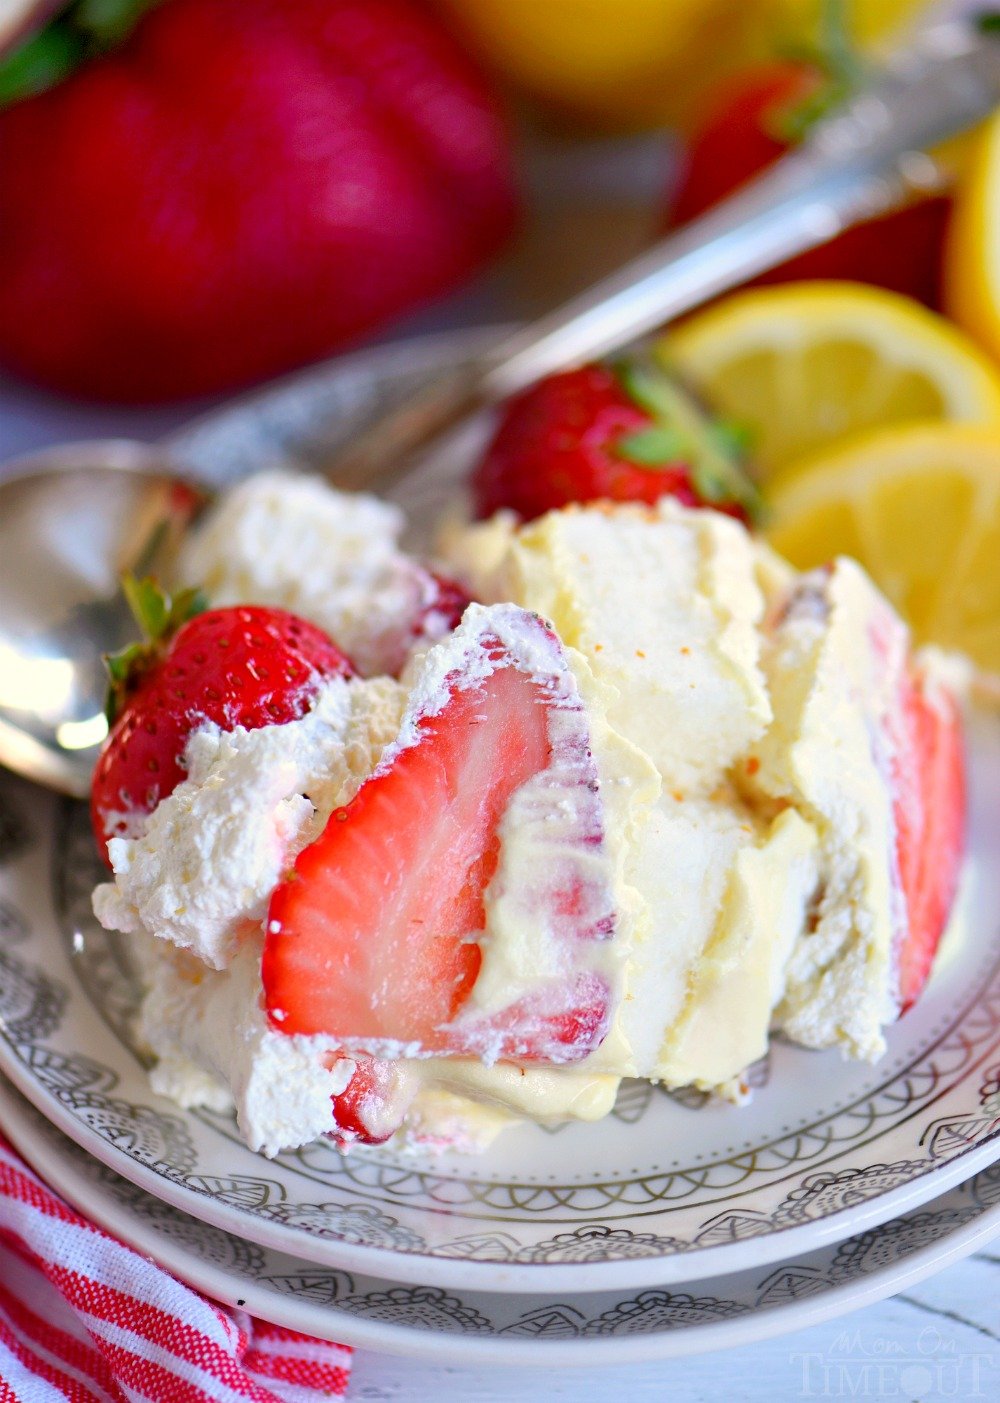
[0,331,999,1298]
[1,1072,998,1367]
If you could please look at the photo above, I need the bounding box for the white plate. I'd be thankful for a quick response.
[0,1071,997,1367]
[0,332,998,1298]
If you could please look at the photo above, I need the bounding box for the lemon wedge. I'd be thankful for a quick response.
[944,107,1000,366]
[765,422,1000,673]
[659,282,1000,481]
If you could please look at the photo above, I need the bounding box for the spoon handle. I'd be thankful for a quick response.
[331,12,1000,492]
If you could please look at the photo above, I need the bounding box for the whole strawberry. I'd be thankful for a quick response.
[90,578,355,858]
[0,0,518,401]
[665,38,948,305]
[472,360,760,523]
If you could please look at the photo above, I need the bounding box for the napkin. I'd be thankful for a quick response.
[0,1132,352,1401]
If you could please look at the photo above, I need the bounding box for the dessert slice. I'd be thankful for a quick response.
[176,471,469,677]
[92,473,968,1158]
[263,602,620,1066]
[744,559,966,1059]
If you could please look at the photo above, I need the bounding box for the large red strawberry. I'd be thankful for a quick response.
[472,360,760,524]
[263,604,616,1070]
[888,665,966,1010]
[0,0,518,401]
[90,579,355,859]
[666,59,949,305]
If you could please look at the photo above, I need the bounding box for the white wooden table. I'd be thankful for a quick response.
[348,1257,1000,1401]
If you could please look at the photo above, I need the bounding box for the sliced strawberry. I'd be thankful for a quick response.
[364,566,473,678]
[889,666,966,1010]
[328,1055,416,1148]
[411,570,472,646]
[263,604,616,1066]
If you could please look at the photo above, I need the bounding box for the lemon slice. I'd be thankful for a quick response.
[659,283,1000,481]
[945,108,1000,365]
[765,422,1000,673]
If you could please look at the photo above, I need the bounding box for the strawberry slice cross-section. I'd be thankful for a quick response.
[886,661,966,1011]
[856,587,966,1017]
[262,603,618,1068]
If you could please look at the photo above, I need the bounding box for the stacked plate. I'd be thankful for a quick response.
[0,335,998,1365]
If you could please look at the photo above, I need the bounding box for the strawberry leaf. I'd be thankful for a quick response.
[105,641,145,686]
[168,584,209,632]
[772,0,867,144]
[0,0,160,109]
[614,425,687,467]
[103,641,147,724]
[121,573,170,641]
[689,456,764,522]
[613,360,680,422]
[613,356,763,520]
[0,23,79,103]
[709,419,755,460]
[76,0,156,44]
[103,574,209,723]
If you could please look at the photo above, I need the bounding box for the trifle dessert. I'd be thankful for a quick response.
[90,360,967,1158]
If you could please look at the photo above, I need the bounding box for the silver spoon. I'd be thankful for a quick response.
[2,9,999,799]
[0,444,209,795]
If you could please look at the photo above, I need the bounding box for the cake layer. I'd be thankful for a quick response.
[442,500,772,793]
[743,558,909,1060]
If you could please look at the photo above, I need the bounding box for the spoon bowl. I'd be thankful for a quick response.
[0,442,208,798]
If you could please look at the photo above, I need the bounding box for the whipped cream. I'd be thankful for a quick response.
[136,933,351,1157]
[94,675,406,969]
[176,470,446,675]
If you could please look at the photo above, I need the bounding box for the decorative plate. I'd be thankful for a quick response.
[0,332,998,1296]
[0,1073,997,1367]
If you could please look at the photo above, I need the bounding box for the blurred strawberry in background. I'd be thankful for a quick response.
[664,55,950,306]
[0,0,518,402]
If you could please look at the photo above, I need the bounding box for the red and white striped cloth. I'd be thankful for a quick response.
[0,1133,352,1402]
